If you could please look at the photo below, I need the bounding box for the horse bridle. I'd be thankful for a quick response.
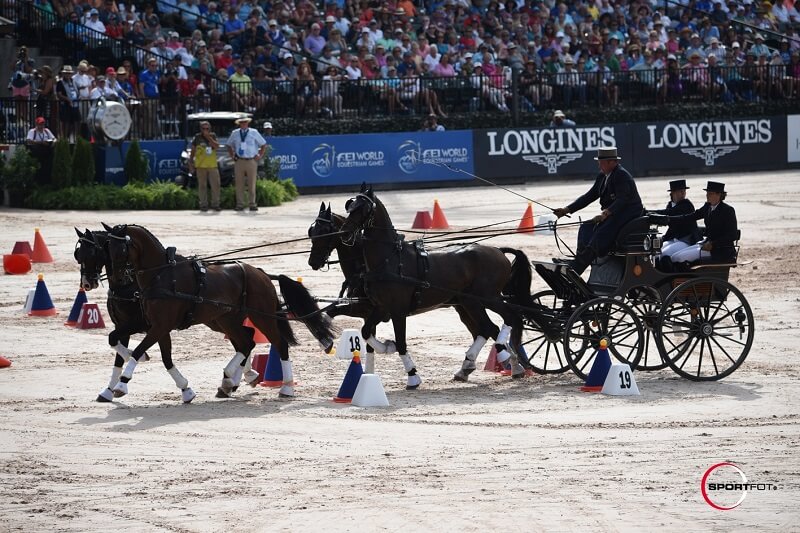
[342,193,375,246]
[75,237,104,287]
[106,232,136,284]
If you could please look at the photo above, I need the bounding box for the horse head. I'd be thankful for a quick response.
[308,202,345,270]
[74,227,107,291]
[104,223,138,284]
[341,183,378,246]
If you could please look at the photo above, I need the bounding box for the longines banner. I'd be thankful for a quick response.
[268,131,474,187]
[473,117,788,180]
[473,125,632,179]
[632,117,786,173]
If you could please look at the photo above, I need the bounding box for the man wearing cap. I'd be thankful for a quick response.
[304,22,327,55]
[262,121,273,136]
[751,34,770,58]
[190,121,221,212]
[654,181,738,267]
[55,65,80,140]
[552,146,644,274]
[85,9,106,33]
[26,116,56,146]
[648,180,700,268]
[227,117,267,211]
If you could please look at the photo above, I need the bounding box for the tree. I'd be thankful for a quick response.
[51,137,73,189]
[124,139,150,184]
[71,137,96,185]
[1,147,39,206]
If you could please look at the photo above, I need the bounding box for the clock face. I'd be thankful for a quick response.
[100,102,132,141]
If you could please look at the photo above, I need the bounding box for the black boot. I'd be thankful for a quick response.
[569,248,596,275]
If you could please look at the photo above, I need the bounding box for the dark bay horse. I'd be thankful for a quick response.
[339,185,533,380]
[74,228,179,402]
[308,202,423,388]
[103,223,336,401]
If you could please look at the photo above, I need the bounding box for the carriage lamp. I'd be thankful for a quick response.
[642,235,662,253]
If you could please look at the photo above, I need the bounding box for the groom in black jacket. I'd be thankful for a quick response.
[552,146,644,274]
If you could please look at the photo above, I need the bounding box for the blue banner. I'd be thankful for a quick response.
[268,131,474,187]
[103,140,185,184]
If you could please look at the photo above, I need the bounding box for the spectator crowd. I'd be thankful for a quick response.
[9,0,800,139]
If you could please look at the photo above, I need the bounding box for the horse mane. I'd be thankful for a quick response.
[331,212,346,228]
[126,224,167,254]
[369,193,397,236]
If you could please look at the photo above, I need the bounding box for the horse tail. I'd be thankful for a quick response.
[278,275,338,350]
[499,247,533,309]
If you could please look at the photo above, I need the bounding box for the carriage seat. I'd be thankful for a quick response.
[689,229,743,270]
[610,216,656,255]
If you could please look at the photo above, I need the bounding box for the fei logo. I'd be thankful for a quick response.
[397,140,421,174]
[311,143,336,178]
[701,462,778,510]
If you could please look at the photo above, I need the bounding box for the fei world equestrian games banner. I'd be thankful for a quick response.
[268,131,474,187]
[472,125,633,179]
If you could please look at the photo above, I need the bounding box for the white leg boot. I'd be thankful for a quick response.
[112,357,139,397]
[98,366,123,402]
[223,352,246,387]
[366,335,397,354]
[454,336,487,382]
[399,353,422,389]
[242,356,260,386]
[278,360,295,397]
[167,367,195,403]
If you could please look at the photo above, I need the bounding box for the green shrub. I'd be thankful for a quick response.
[124,139,149,184]
[71,137,96,185]
[51,137,73,188]
[24,178,298,210]
[1,147,39,193]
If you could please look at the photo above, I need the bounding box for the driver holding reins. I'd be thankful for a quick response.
[552,145,644,274]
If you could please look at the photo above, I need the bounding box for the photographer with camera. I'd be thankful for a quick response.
[26,116,56,145]
[189,120,221,212]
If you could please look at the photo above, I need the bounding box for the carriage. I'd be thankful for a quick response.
[518,215,754,382]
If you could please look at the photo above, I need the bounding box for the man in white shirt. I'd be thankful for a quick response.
[73,61,93,100]
[226,116,267,211]
[26,116,56,145]
[84,9,107,34]
[89,76,118,100]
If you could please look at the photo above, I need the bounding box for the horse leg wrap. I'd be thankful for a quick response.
[167,367,189,390]
[454,336,487,382]
[242,355,260,386]
[114,342,132,362]
[495,348,511,363]
[495,324,512,347]
[106,365,123,391]
[466,336,488,360]
[279,360,295,397]
[400,354,421,389]
[366,335,396,354]
[120,357,138,381]
[223,352,246,386]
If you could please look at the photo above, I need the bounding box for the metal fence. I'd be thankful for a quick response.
[3,63,794,144]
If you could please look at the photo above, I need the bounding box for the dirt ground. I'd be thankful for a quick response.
[0,170,798,532]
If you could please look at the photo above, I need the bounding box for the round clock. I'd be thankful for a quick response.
[90,99,132,141]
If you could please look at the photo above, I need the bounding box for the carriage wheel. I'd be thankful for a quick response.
[655,278,754,381]
[519,291,571,374]
[626,286,668,371]
[563,297,644,381]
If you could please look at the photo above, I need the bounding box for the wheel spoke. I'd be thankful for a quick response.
[678,336,702,370]
[709,334,739,366]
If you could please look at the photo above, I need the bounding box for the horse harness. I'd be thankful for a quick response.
[363,235,430,312]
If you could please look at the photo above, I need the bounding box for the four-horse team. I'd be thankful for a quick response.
[75,146,751,403]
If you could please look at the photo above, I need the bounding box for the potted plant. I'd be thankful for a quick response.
[1,147,40,207]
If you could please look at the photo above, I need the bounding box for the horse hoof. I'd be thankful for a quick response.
[278,384,295,397]
[182,388,196,403]
[216,387,232,399]
[512,371,526,379]
[406,383,420,390]
[453,373,469,383]
[231,386,239,393]
[406,375,422,390]
[244,370,260,386]
[112,383,128,397]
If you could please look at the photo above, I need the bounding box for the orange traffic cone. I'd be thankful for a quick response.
[431,200,449,229]
[244,317,269,344]
[483,346,507,373]
[517,202,535,234]
[0,356,11,368]
[32,228,54,263]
